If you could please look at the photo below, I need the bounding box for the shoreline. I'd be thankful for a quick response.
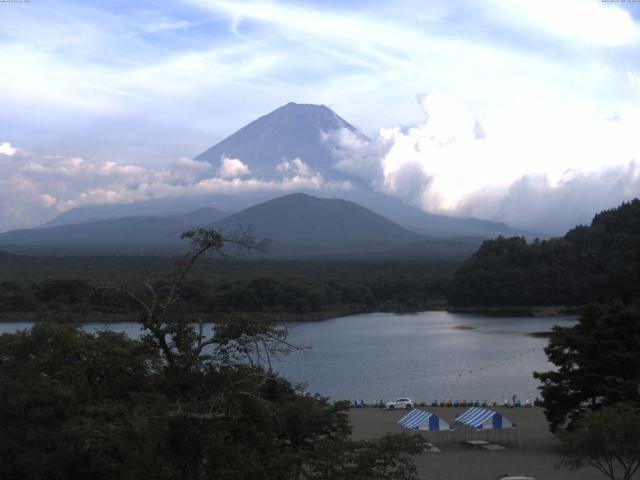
[0,304,582,324]
[447,305,584,317]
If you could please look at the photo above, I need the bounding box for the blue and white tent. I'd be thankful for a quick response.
[398,409,452,431]
[454,407,515,430]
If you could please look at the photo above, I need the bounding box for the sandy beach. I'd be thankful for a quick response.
[349,406,603,480]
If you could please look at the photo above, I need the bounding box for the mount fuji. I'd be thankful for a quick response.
[3,102,530,255]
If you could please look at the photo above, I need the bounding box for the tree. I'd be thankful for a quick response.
[119,227,270,371]
[534,302,640,431]
[0,228,427,480]
[449,199,640,307]
[303,433,427,480]
[0,322,165,480]
[558,407,640,480]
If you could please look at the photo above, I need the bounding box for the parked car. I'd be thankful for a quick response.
[385,398,414,410]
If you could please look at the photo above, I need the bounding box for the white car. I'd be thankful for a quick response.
[385,397,414,410]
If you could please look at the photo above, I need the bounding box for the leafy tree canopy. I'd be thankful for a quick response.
[0,229,427,480]
[558,406,640,480]
[450,199,640,306]
[534,302,640,431]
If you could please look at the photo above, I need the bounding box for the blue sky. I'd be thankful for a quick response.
[1,0,640,231]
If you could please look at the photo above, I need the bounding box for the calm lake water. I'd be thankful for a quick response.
[0,311,575,403]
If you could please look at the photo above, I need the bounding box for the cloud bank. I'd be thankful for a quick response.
[330,90,640,234]
[0,147,351,232]
[2,1,640,234]
[3,87,640,235]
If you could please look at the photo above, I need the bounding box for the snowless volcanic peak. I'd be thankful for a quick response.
[195,102,364,182]
[214,192,415,243]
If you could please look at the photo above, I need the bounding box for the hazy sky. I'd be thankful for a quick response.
[1,0,640,232]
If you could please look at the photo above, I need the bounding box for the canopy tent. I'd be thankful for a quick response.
[398,409,452,431]
[454,407,516,430]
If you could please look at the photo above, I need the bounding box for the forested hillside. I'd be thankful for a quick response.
[449,199,640,306]
[0,256,455,320]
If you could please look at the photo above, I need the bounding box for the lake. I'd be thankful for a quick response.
[0,311,575,403]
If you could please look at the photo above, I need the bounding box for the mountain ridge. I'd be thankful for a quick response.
[214,192,415,243]
[0,193,483,258]
[195,102,365,183]
[33,102,528,240]
[449,198,640,306]
[0,207,225,249]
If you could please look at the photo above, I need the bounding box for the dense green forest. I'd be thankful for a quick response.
[4,198,640,317]
[449,199,640,306]
[0,228,426,479]
[0,254,457,320]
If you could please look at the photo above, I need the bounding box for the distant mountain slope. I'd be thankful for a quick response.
[0,208,225,250]
[42,196,238,228]
[343,189,529,239]
[43,188,522,240]
[449,199,640,306]
[213,193,483,258]
[215,193,413,242]
[0,193,482,258]
[196,102,365,182]
[35,102,528,240]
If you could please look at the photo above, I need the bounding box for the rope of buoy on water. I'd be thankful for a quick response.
[455,348,540,378]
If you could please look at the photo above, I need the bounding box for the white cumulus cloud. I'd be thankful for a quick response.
[217,155,251,178]
[0,147,352,232]
[328,89,640,234]
[0,142,17,156]
[276,158,313,178]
